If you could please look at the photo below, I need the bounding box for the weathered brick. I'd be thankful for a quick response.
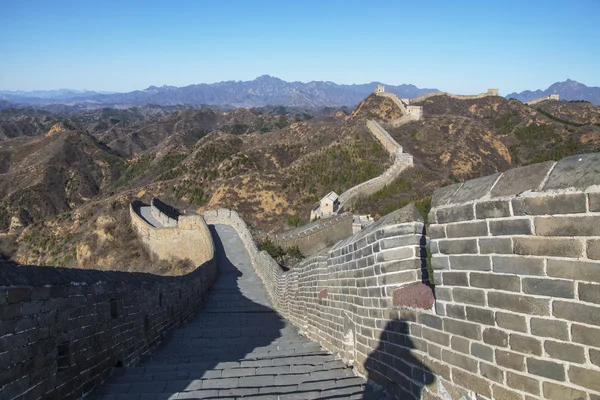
[444,319,480,340]
[428,224,446,239]
[419,314,443,330]
[438,239,478,254]
[492,384,523,400]
[431,255,449,271]
[452,288,486,306]
[450,336,469,353]
[489,218,532,236]
[588,239,600,260]
[376,247,414,262]
[475,200,511,219]
[507,371,540,395]
[445,304,465,319]
[553,300,600,326]
[526,358,565,381]
[481,364,504,384]
[442,349,477,372]
[471,343,493,362]
[522,278,574,298]
[465,306,494,325]
[496,312,527,333]
[491,161,555,197]
[496,349,525,371]
[590,192,600,212]
[446,221,488,238]
[543,382,588,400]
[7,288,32,304]
[488,292,549,315]
[530,318,569,340]
[492,256,544,276]
[434,286,452,301]
[591,348,600,367]
[483,328,508,347]
[478,237,512,254]
[578,282,600,304]
[432,182,462,207]
[470,272,520,292]
[509,334,542,356]
[536,215,600,237]
[449,255,491,271]
[422,327,450,346]
[513,237,584,258]
[441,272,468,287]
[568,366,600,392]
[544,340,585,363]
[451,368,492,398]
[548,258,600,283]
[380,259,421,273]
[512,193,587,216]
[544,153,600,189]
[436,204,474,224]
[572,324,600,347]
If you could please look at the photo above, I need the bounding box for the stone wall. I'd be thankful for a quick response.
[412,89,499,103]
[208,152,600,399]
[272,213,353,256]
[376,91,408,114]
[525,94,560,105]
[150,198,178,228]
[130,200,214,266]
[0,252,217,399]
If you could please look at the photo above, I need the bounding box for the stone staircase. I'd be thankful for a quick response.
[88,224,391,400]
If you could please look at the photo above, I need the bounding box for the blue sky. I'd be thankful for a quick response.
[1,0,599,94]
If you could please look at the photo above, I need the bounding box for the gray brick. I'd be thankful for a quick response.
[453,287,486,306]
[591,349,600,367]
[441,272,468,287]
[530,318,569,340]
[450,336,469,353]
[446,304,465,319]
[496,349,525,371]
[480,363,504,384]
[544,340,585,363]
[436,204,474,224]
[553,300,600,326]
[438,239,478,254]
[507,371,540,395]
[492,385,523,400]
[475,200,511,219]
[543,153,600,190]
[451,368,492,398]
[451,173,501,204]
[588,239,600,260]
[376,247,414,262]
[7,288,32,304]
[431,255,449,270]
[449,255,491,271]
[428,224,446,239]
[492,256,544,276]
[579,282,600,304]
[432,183,461,207]
[465,306,494,325]
[512,193,587,216]
[522,278,574,298]
[590,192,600,212]
[434,286,452,301]
[569,365,600,392]
[513,237,583,258]
[491,161,555,197]
[496,312,527,333]
[509,334,542,356]
[548,258,600,283]
[488,292,550,315]
[471,343,493,362]
[442,349,477,372]
[478,238,512,254]
[470,272,520,292]
[482,328,507,347]
[536,215,600,236]
[422,326,449,346]
[527,358,565,381]
[446,221,488,238]
[543,382,588,400]
[489,218,532,236]
[444,318,480,340]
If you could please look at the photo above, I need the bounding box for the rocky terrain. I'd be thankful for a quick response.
[0,92,599,274]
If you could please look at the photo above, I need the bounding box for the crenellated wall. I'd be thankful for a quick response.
[0,249,217,399]
[207,152,600,399]
[130,200,213,266]
[412,88,499,103]
[149,197,178,227]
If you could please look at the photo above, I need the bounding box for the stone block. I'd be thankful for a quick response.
[488,292,549,315]
[588,239,600,260]
[441,272,468,287]
[376,247,414,262]
[544,340,585,363]
[579,282,600,304]
[380,259,421,273]
[452,173,502,204]
[496,312,527,333]
[435,204,474,224]
[7,288,32,304]
[448,255,491,271]
[489,218,532,235]
[590,192,600,212]
[450,336,469,353]
[506,371,540,395]
[431,255,449,271]
[482,327,508,347]
[496,349,525,371]
[481,364,504,384]
[492,256,544,276]
[418,313,443,330]
[434,286,452,301]
[446,221,488,238]
[569,365,600,392]
[513,237,583,258]
[441,349,477,372]
[542,382,588,400]
[492,384,524,400]
[536,215,600,236]
[512,193,587,216]
[465,306,494,325]
[470,272,520,292]
[431,183,461,207]
[530,318,569,340]
[548,258,600,284]
[451,368,492,398]
[491,161,555,197]
[421,327,449,346]
[475,200,511,219]
[428,224,446,239]
[392,284,434,309]
[478,238,512,254]
[445,304,465,319]
[553,300,600,326]
[527,358,565,381]
[452,288,486,306]
[522,278,574,298]
[543,153,600,190]
[471,343,493,362]
[509,334,542,356]
[591,349,600,367]
[444,318,480,340]
[438,239,478,254]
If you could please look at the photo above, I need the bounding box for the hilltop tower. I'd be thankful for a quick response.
[374,85,385,94]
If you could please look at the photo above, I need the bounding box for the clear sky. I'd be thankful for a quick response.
[1,0,599,95]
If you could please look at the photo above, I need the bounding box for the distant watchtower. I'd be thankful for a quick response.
[374,85,385,94]
[487,88,499,96]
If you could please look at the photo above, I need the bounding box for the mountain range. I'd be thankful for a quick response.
[1,76,599,108]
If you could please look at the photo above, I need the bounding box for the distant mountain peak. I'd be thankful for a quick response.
[506,79,599,105]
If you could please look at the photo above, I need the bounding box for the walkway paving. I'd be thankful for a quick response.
[139,206,163,228]
[89,225,389,399]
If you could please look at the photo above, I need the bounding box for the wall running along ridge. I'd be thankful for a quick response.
[0,247,217,399]
[206,152,600,399]
[375,91,423,127]
[412,89,499,103]
[150,197,178,228]
[525,94,560,105]
[130,200,214,266]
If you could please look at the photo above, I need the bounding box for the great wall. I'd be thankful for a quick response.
[525,94,560,105]
[2,87,600,400]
